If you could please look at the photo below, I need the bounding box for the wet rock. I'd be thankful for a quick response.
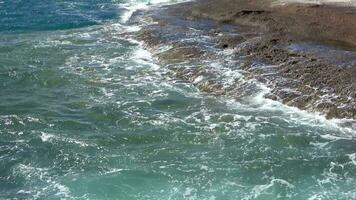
[132,1,356,119]
[157,45,204,62]
[217,34,246,49]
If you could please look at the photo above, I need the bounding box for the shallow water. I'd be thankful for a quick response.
[0,0,355,199]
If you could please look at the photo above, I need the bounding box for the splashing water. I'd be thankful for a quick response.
[0,0,355,199]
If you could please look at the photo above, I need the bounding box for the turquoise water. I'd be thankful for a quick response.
[0,0,355,199]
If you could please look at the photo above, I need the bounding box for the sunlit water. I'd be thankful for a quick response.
[0,0,355,199]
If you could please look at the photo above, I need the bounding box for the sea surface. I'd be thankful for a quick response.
[0,0,355,199]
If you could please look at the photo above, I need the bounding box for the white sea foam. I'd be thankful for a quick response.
[347,153,356,166]
[40,132,54,142]
[132,45,161,70]
[276,0,356,7]
[0,115,42,128]
[247,179,295,199]
[102,168,126,175]
[120,2,148,23]
[308,194,323,200]
[120,0,188,24]
[133,47,153,61]
[242,82,356,137]
[40,132,90,147]
[15,164,72,199]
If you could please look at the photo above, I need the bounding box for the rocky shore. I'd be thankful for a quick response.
[131,0,356,119]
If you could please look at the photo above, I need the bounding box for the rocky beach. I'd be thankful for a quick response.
[133,0,356,119]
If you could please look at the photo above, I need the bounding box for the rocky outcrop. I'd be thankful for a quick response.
[132,0,356,119]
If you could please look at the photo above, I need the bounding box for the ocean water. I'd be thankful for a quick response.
[0,0,355,199]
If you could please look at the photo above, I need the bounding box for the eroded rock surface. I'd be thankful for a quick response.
[130,1,356,119]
